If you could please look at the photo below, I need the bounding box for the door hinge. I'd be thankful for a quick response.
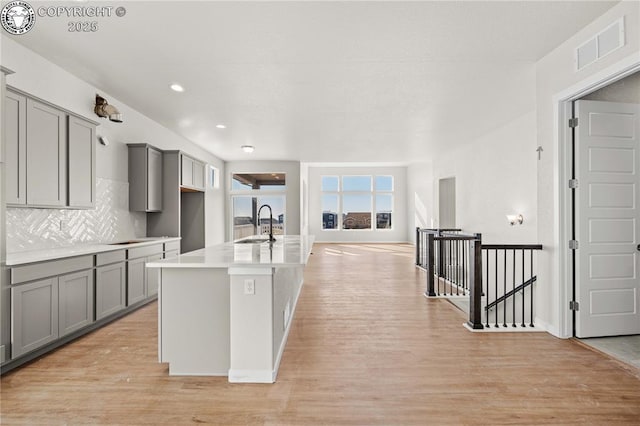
[569,117,579,128]
[569,300,580,311]
[569,179,579,189]
[569,240,579,250]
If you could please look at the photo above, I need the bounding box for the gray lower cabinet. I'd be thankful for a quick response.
[58,270,94,336]
[127,257,146,306]
[11,278,59,358]
[95,262,126,320]
[6,242,175,366]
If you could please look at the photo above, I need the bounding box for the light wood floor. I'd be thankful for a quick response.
[2,243,640,425]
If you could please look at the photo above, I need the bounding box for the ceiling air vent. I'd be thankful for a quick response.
[576,17,625,71]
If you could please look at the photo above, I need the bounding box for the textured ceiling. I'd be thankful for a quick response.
[9,1,619,162]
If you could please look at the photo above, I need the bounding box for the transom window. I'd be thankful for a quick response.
[321,175,393,231]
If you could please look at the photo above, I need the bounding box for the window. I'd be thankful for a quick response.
[322,194,339,230]
[230,172,287,240]
[232,195,286,240]
[343,194,372,229]
[321,174,393,231]
[209,166,219,189]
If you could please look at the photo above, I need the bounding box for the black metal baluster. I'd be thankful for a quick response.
[455,239,459,295]
[521,249,525,327]
[437,238,441,295]
[503,249,507,327]
[448,239,451,294]
[463,241,467,296]
[494,249,499,328]
[485,249,490,328]
[512,249,516,327]
[530,250,535,327]
[415,228,421,266]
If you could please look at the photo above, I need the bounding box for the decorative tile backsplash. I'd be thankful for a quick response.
[7,178,146,253]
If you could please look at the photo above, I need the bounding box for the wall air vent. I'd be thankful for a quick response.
[576,17,625,71]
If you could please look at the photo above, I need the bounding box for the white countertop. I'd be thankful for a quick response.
[6,237,181,266]
[147,235,315,269]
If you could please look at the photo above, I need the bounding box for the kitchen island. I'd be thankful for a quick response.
[146,235,314,383]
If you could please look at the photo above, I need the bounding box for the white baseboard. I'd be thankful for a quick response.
[228,369,274,383]
[534,317,562,338]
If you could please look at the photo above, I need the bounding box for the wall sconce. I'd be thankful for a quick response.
[94,94,123,123]
[506,214,524,226]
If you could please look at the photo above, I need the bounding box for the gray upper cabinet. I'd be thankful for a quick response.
[128,144,163,212]
[4,88,98,209]
[5,90,26,205]
[193,159,205,189]
[181,154,194,187]
[26,98,67,207]
[180,154,206,191]
[68,116,96,208]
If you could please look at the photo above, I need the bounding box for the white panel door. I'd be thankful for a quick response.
[575,100,640,338]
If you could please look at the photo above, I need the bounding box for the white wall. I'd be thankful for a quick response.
[431,111,538,245]
[307,165,408,243]
[406,162,433,244]
[535,1,640,336]
[225,160,301,241]
[1,36,226,247]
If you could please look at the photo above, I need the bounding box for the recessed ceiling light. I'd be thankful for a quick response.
[216,124,226,129]
[241,145,255,153]
[170,83,184,92]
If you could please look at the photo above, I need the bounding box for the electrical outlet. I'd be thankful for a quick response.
[59,220,67,231]
[244,279,255,295]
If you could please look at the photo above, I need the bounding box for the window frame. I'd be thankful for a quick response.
[320,174,394,231]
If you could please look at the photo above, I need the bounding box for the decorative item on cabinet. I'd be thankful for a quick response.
[94,94,123,123]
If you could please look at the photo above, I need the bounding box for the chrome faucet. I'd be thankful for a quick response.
[257,204,276,242]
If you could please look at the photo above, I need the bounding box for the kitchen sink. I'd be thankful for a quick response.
[234,237,272,244]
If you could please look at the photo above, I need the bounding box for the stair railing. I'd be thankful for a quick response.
[481,244,543,328]
[416,228,543,330]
